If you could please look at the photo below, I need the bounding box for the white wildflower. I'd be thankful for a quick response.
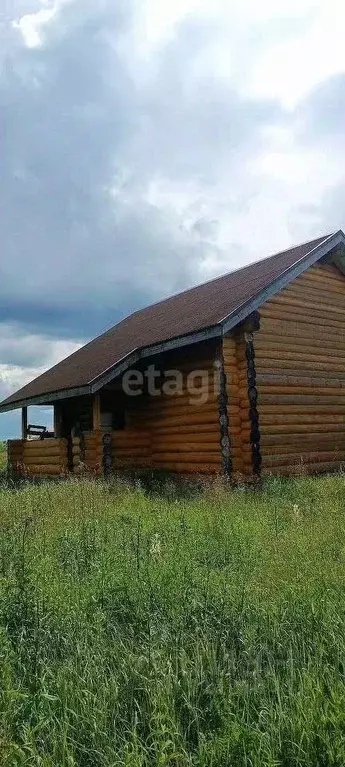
[150,533,161,557]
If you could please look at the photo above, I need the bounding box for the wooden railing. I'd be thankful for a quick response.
[72,429,152,474]
[8,438,68,476]
[72,431,103,474]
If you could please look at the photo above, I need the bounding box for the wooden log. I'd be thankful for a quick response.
[282,285,345,310]
[113,450,150,459]
[113,455,152,467]
[8,443,24,454]
[152,444,225,455]
[260,306,345,330]
[112,428,150,436]
[151,462,221,473]
[262,441,345,456]
[256,385,345,397]
[84,454,103,465]
[255,348,345,366]
[256,374,345,387]
[153,452,221,463]
[24,438,67,448]
[263,451,345,467]
[23,446,66,458]
[25,465,65,476]
[259,318,345,344]
[148,397,219,412]
[112,437,151,447]
[255,361,345,377]
[23,443,66,454]
[152,432,221,445]
[113,435,151,443]
[24,455,67,467]
[261,461,345,477]
[287,277,345,299]
[260,413,345,425]
[260,404,345,414]
[253,394,345,406]
[249,423,345,436]
[147,412,219,429]
[295,278,345,300]
[84,430,102,439]
[255,339,345,359]
[147,392,220,408]
[282,284,345,308]
[153,423,229,436]
[268,293,345,317]
[298,268,345,289]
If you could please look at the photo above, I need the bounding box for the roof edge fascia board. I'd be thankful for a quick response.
[90,325,222,392]
[0,384,91,413]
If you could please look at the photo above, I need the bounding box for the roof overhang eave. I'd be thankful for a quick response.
[0,384,92,413]
[0,324,223,413]
[2,229,345,415]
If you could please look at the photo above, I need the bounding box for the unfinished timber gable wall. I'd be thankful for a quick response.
[112,342,222,474]
[147,343,222,474]
[255,261,345,475]
[72,341,223,475]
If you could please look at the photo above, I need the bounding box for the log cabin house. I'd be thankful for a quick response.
[2,230,345,479]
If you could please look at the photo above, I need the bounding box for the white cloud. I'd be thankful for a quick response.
[247,1,345,108]
[0,326,81,401]
[1,0,345,438]
[13,6,58,47]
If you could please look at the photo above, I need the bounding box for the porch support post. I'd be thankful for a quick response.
[21,407,28,440]
[93,394,101,431]
[53,403,62,437]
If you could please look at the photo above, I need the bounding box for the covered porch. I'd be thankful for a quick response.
[7,388,151,478]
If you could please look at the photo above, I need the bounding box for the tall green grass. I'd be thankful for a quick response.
[1,475,345,765]
[0,442,6,472]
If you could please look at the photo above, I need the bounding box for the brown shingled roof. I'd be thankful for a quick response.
[1,231,342,410]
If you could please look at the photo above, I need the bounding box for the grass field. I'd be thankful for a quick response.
[1,475,345,765]
[0,442,6,471]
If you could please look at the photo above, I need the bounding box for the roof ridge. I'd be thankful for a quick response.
[24,233,336,355]
[118,232,333,322]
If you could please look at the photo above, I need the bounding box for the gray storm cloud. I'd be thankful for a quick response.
[1,0,282,342]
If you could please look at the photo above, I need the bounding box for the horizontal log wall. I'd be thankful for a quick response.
[7,439,24,472]
[112,343,221,474]
[256,261,345,475]
[223,336,248,475]
[112,428,152,469]
[7,438,68,476]
[72,431,102,473]
[147,344,222,473]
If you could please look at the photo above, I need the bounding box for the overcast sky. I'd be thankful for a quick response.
[1,0,345,437]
